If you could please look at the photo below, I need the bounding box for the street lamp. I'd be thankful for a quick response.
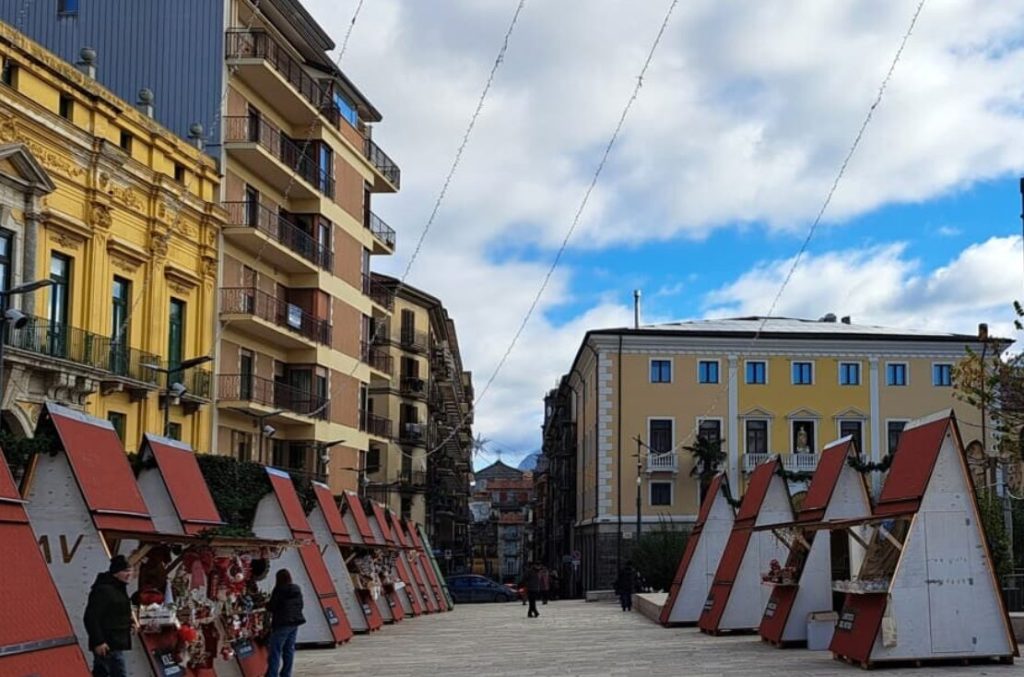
[141,355,212,438]
[315,438,345,479]
[0,278,54,409]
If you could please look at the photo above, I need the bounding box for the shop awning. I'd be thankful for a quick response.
[140,434,224,535]
[875,412,951,516]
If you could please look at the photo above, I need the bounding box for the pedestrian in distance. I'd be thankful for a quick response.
[520,561,542,618]
[539,565,550,605]
[266,568,305,677]
[83,554,134,677]
[614,561,638,612]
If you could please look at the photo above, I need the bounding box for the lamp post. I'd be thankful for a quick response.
[315,438,345,481]
[141,355,212,438]
[0,278,54,410]
[635,436,643,541]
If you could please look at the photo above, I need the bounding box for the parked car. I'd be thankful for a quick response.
[447,575,518,603]
[504,582,526,601]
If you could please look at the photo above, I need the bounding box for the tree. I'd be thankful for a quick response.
[684,435,727,503]
[632,523,689,592]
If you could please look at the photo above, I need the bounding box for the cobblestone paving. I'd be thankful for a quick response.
[296,600,1023,676]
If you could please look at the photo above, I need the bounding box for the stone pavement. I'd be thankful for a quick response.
[296,600,1024,676]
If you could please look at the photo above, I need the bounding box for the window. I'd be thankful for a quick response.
[650,481,672,506]
[58,94,73,120]
[698,419,722,445]
[933,363,953,387]
[119,130,133,153]
[792,421,815,454]
[886,362,908,386]
[887,421,907,454]
[791,361,813,385]
[333,91,358,127]
[167,422,182,441]
[0,229,13,293]
[648,419,673,453]
[244,185,260,226]
[246,105,261,143]
[839,420,863,454]
[366,445,381,473]
[650,359,671,383]
[167,298,185,368]
[318,144,333,194]
[107,411,126,442]
[110,277,130,374]
[49,253,71,357]
[1,60,18,88]
[232,430,253,462]
[317,219,331,266]
[58,0,79,15]
[698,360,719,384]
[839,362,861,386]
[239,348,254,400]
[174,163,186,184]
[401,496,412,521]
[745,420,768,455]
[746,360,766,384]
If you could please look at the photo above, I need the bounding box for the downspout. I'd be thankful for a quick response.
[616,333,623,572]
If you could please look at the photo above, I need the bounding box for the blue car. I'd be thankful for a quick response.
[446,575,518,603]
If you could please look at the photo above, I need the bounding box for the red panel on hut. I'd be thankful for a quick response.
[143,435,223,535]
[735,460,776,524]
[266,470,314,535]
[0,643,89,677]
[370,501,395,544]
[0,445,24,523]
[313,483,350,545]
[828,593,888,662]
[394,557,423,615]
[758,584,799,642]
[875,416,948,516]
[47,404,155,533]
[799,439,854,523]
[342,491,377,543]
[389,511,410,547]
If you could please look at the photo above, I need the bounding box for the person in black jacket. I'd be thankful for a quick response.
[614,561,638,612]
[83,554,134,677]
[266,568,305,677]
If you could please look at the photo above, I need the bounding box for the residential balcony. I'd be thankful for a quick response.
[365,136,401,192]
[399,327,428,353]
[399,421,425,446]
[220,287,331,349]
[399,469,427,489]
[359,409,392,439]
[155,363,213,402]
[360,340,393,376]
[366,210,396,254]
[273,464,326,485]
[400,376,427,398]
[362,274,394,312]
[741,453,820,474]
[225,29,338,129]
[223,116,334,201]
[222,201,331,273]
[217,373,328,420]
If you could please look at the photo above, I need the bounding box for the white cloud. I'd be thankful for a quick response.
[298,0,1024,450]
[937,226,962,237]
[704,235,1024,340]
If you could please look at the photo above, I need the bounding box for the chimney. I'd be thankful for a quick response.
[75,47,96,78]
[633,289,641,329]
[840,316,851,325]
[188,122,204,150]
[136,88,154,118]
[820,313,837,323]
[979,323,989,341]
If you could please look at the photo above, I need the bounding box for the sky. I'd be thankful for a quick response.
[304,0,1024,469]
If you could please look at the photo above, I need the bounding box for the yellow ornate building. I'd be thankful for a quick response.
[0,22,222,452]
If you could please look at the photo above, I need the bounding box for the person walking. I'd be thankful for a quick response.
[539,565,550,605]
[614,561,638,612]
[520,562,542,618]
[83,554,134,677]
[265,569,305,677]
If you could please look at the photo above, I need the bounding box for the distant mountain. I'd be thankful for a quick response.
[518,452,541,471]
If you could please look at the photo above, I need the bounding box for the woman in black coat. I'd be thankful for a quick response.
[266,568,305,677]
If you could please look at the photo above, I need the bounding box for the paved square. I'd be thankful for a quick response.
[296,600,1023,676]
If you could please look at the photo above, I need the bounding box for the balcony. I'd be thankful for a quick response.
[743,453,770,473]
[741,453,820,474]
[223,116,333,201]
[222,201,331,273]
[399,469,427,489]
[218,373,327,420]
[400,327,428,353]
[399,422,425,446]
[366,210,396,253]
[359,409,392,439]
[646,450,678,474]
[361,340,393,376]
[365,136,400,192]
[220,287,330,349]
[400,376,426,399]
[362,274,394,312]
[225,29,338,129]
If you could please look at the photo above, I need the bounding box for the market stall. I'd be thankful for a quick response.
[305,482,374,632]
[0,444,90,676]
[659,473,735,626]
[385,509,428,616]
[136,434,289,676]
[388,514,437,613]
[756,437,871,647]
[252,468,352,647]
[338,490,394,625]
[410,520,453,610]
[366,500,412,619]
[827,411,1016,667]
[698,457,791,635]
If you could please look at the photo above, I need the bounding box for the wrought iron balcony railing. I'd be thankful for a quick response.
[367,210,396,249]
[218,373,327,419]
[365,137,401,189]
[223,201,331,270]
[223,116,335,199]
[360,340,393,375]
[359,409,393,438]
[362,274,395,311]
[220,287,331,345]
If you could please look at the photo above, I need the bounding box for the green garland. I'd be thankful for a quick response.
[846,451,896,473]
[196,454,272,532]
[720,481,743,509]
[0,431,55,479]
[775,465,815,483]
[291,474,316,515]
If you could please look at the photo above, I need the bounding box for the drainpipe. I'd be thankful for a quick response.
[617,333,623,572]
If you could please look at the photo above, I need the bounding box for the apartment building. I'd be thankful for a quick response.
[366,273,474,568]
[0,21,222,451]
[554,316,1005,591]
[0,0,402,493]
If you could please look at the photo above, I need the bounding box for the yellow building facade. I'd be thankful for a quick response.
[566,316,1002,590]
[0,23,222,452]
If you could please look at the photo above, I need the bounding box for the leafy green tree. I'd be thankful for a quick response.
[684,435,726,503]
[632,524,689,592]
[978,490,1013,579]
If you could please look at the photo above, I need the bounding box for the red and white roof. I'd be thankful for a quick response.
[138,434,223,535]
[312,482,352,546]
[340,491,378,545]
